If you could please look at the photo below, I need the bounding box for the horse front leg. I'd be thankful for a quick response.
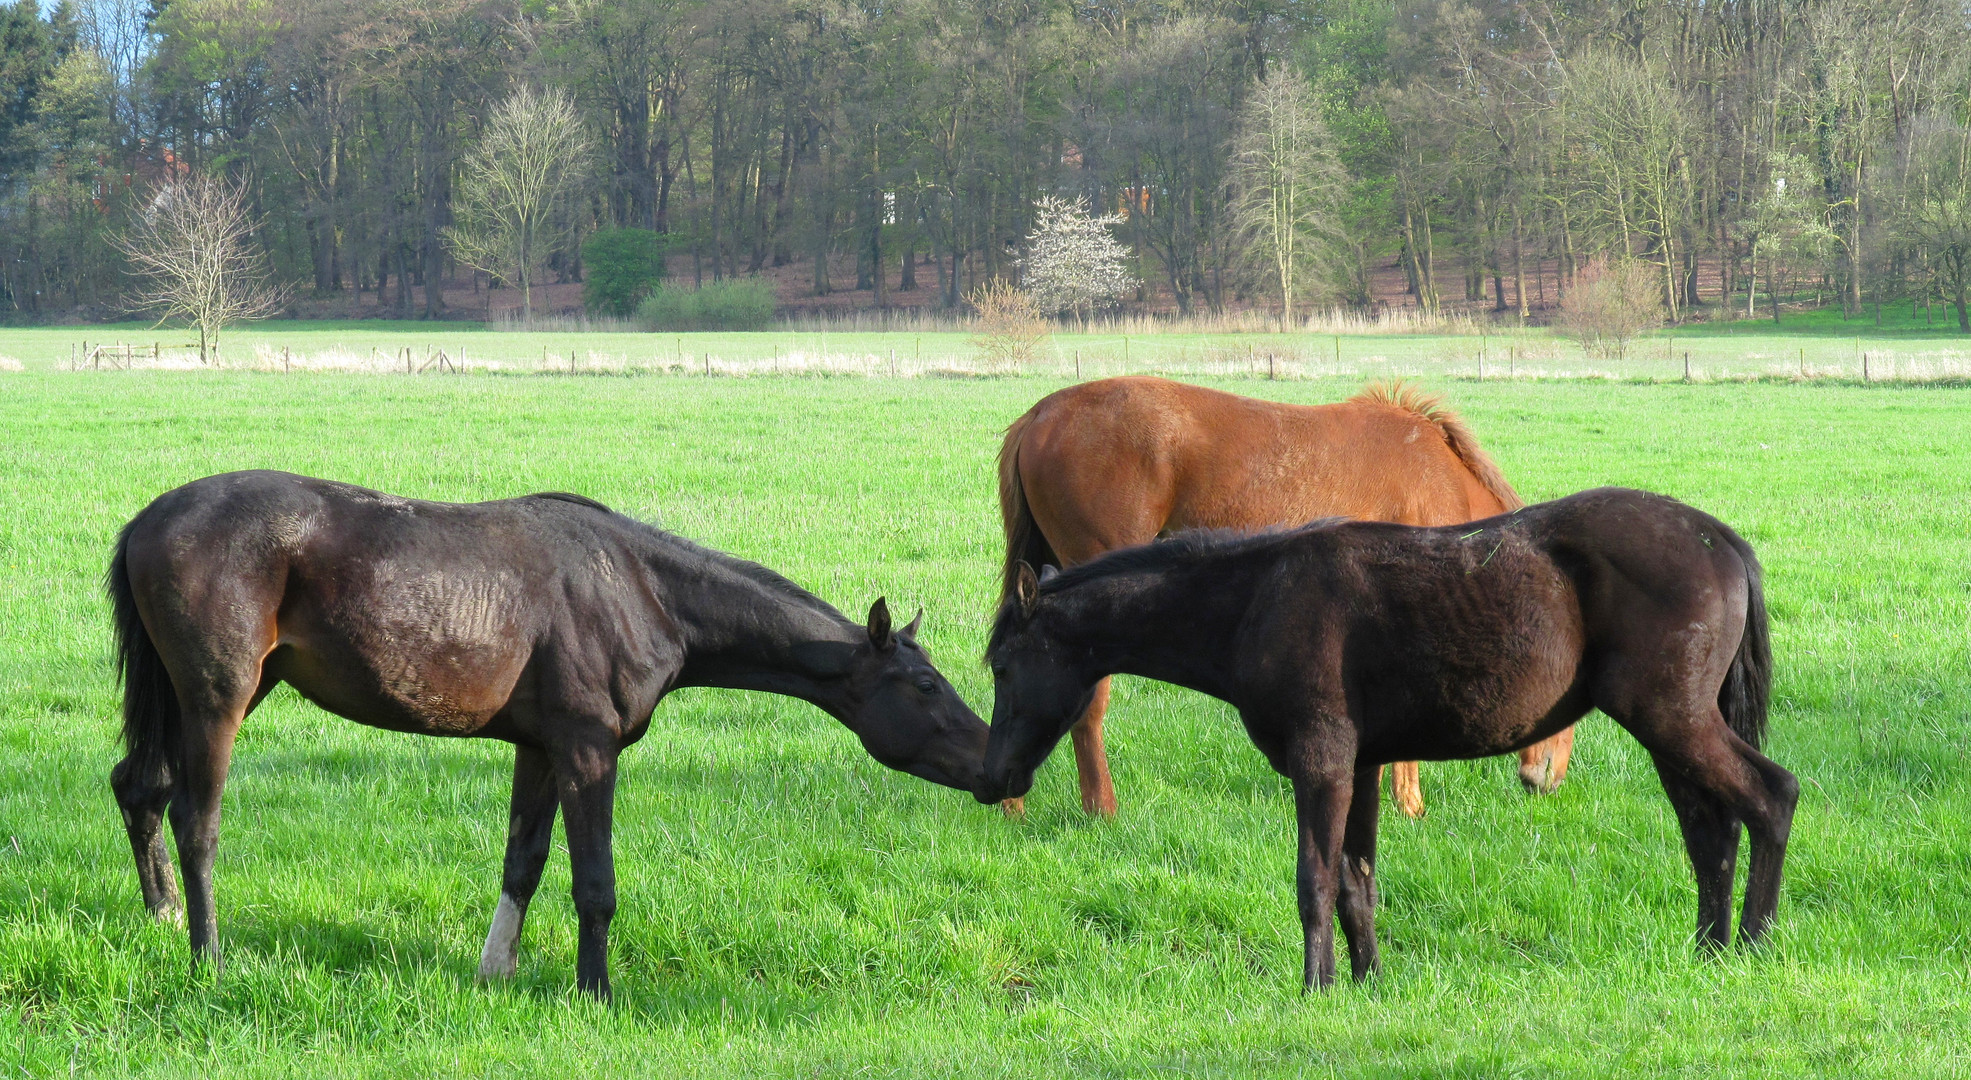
[1337,765,1382,982]
[556,741,622,1000]
[478,743,559,982]
[1291,765,1353,991]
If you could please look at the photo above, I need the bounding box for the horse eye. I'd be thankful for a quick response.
[991,665,1006,680]
[915,679,938,695]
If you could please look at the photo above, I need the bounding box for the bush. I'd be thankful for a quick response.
[582,228,670,316]
[1557,256,1663,358]
[636,277,777,331]
[967,279,1049,370]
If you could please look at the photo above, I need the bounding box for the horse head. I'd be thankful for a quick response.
[804,597,990,792]
[977,562,1095,804]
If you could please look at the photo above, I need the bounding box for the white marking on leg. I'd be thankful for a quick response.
[476,893,525,982]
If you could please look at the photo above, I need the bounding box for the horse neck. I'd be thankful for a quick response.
[1045,568,1243,700]
[644,545,862,718]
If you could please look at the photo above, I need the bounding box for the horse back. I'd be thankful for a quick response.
[1008,378,1513,569]
[118,471,677,739]
[1272,489,1753,759]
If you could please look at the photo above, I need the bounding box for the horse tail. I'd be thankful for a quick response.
[1718,532,1772,750]
[107,523,179,780]
[1352,380,1524,512]
[998,406,1058,602]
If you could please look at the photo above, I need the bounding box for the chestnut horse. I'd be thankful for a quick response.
[998,377,1574,818]
[108,471,989,998]
[981,489,1797,989]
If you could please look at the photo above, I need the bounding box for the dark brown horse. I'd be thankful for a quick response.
[108,471,989,998]
[998,376,1574,818]
[980,488,1797,989]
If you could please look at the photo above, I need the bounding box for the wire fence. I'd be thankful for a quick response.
[22,330,1971,383]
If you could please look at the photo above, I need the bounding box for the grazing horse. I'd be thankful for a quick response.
[979,488,1798,989]
[107,471,989,999]
[997,376,1574,819]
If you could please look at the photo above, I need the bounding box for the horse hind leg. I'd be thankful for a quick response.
[1733,744,1799,945]
[167,677,258,969]
[1385,762,1425,819]
[1517,726,1576,795]
[1631,711,1798,951]
[110,755,181,923]
[1069,678,1117,817]
[1337,766,1383,981]
[1647,750,1741,950]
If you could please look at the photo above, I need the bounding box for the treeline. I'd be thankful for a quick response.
[5,0,1971,325]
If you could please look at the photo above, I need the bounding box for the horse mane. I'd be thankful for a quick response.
[526,491,835,612]
[988,520,1345,651]
[1350,381,1525,512]
[529,491,615,513]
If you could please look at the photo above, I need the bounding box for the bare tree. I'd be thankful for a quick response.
[115,175,288,363]
[1228,68,1345,326]
[445,85,592,326]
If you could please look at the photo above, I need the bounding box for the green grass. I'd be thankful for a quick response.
[2,372,1968,1077]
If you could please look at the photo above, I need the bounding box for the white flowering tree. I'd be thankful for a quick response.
[1021,196,1137,322]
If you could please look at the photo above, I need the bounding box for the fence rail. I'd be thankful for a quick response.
[34,332,1971,383]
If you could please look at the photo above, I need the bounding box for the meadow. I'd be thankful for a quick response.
[1,365,1968,1077]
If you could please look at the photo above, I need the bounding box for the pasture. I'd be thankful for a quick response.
[1,367,1968,1076]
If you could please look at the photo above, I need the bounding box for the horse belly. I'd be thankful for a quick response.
[276,570,533,736]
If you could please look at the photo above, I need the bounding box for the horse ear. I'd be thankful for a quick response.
[867,596,895,650]
[1015,562,1040,617]
[1039,564,1059,582]
[903,607,924,639]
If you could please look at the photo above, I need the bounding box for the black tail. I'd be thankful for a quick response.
[997,409,1058,603]
[1718,533,1771,750]
[107,524,179,779]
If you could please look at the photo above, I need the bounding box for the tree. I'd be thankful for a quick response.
[114,174,287,362]
[1020,196,1135,322]
[1739,153,1836,324]
[1229,68,1345,325]
[445,85,592,326]
[1896,114,1971,332]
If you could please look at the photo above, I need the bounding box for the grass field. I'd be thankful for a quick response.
[7,318,1971,382]
[2,370,1968,1077]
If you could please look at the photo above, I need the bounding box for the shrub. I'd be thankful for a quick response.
[583,228,670,316]
[636,277,777,331]
[967,279,1049,370]
[1557,256,1662,358]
